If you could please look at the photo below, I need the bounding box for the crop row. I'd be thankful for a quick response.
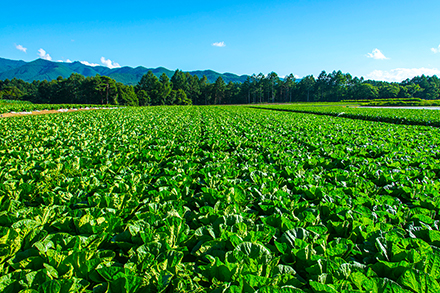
[0,106,439,292]
[254,104,440,127]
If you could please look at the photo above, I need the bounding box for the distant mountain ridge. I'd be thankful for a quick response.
[0,57,249,85]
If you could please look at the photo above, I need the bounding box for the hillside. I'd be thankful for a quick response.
[0,58,26,73]
[0,57,249,85]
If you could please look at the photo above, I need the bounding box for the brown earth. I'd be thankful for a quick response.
[0,108,98,118]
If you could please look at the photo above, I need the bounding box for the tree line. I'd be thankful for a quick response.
[1,69,439,105]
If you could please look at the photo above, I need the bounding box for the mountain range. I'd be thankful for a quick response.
[0,57,249,85]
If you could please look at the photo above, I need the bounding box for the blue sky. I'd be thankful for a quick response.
[2,0,440,81]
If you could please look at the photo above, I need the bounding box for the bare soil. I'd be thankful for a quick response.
[0,108,98,118]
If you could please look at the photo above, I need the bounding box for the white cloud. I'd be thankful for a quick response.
[15,44,27,53]
[57,59,73,63]
[212,41,226,47]
[366,48,389,60]
[79,57,121,68]
[431,45,440,53]
[80,60,100,67]
[100,57,121,69]
[367,67,440,82]
[280,74,300,79]
[38,48,52,60]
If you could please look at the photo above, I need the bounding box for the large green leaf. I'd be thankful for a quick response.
[234,242,272,264]
[398,269,440,293]
[281,228,319,249]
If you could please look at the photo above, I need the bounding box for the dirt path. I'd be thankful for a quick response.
[0,107,103,118]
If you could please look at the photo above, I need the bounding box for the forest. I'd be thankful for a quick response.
[0,69,439,106]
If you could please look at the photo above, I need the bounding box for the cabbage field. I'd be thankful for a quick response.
[1,105,440,292]
[254,104,440,127]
